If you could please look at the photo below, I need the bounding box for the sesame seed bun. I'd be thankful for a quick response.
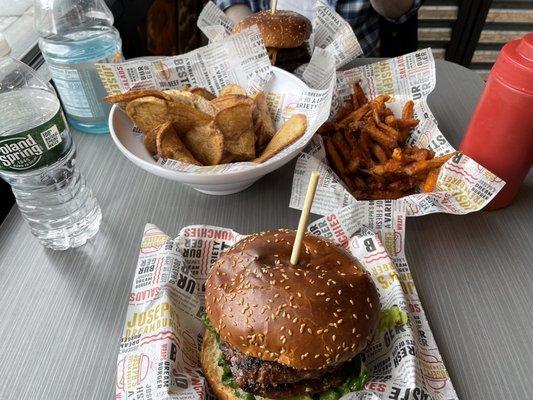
[204,229,380,370]
[233,10,312,49]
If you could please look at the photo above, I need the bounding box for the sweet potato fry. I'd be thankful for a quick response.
[339,103,371,126]
[377,121,400,141]
[353,176,367,190]
[382,108,394,117]
[396,118,420,129]
[332,103,355,123]
[342,129,358,149]
[351,85,360,110]
[421,168,439,192]
[323,136,345,174]
[384,115,396,127]
[373,95,391,109]
[391,148,403,161]
[388,179,415,192]
[371,103,381,124]
[372,144,388,164]
[402,100,414,119]
[316,121,337,137]
[347,157,361,173]
[403,153,454,176]
[354,81,368,106]
[333,132,352,162]
[364,121,397,149]
[358,130,374,168]
[406,148,434,162]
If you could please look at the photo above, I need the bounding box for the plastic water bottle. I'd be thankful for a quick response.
[34,0,123,134]
[0,34,101,250]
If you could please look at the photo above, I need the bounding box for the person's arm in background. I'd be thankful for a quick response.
[225,4,252,23]
[370,0,415,19]
[216,0,266,24]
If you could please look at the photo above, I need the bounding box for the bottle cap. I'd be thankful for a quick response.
[0,33,11,57]
[492,33,533,94]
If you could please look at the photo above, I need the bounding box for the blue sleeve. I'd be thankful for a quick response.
[387,0,423,24]
[215,0,267,13]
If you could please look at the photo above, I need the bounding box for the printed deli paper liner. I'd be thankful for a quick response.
[117,218,457,400]
[290,49,505,217]
[197,0,363,69]
[96,26,335,174]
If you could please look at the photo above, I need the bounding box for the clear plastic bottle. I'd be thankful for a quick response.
[34,0,123,134]
[0,34,101,250]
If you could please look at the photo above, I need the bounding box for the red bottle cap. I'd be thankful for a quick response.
[492,33,533,94]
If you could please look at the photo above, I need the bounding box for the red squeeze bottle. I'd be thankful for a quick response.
[460,33,533,210]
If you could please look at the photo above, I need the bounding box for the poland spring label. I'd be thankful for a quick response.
[0,109,67,172]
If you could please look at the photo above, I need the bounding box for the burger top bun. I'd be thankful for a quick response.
[233,10,312,48]
[205,229,380,370]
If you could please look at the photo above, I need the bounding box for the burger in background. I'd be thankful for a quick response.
[200,229,380,400]
[233,10,312,71]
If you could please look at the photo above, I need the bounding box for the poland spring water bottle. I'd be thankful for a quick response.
[0,34,101,250]
[34,0,123,134]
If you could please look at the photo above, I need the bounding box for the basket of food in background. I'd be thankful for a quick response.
[290,49,505,217]
[197,0,363,72]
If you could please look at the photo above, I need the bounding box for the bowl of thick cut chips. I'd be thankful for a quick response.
[108,67,311,195]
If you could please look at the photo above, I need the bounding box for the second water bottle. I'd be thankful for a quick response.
[34,0,123,134]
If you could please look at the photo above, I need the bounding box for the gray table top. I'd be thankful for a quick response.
[0,59,532,400]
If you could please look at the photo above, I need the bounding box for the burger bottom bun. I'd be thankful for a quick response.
[201,330,240,400]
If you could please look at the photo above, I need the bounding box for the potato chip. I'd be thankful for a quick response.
[211,94,253,111]
[155,122,200,165]
[104,89,173,104]
[125,96,173,134]
[254,114,307,163]
[252,92,275,151]
[182,122,225,166]
[169,101,213,133]
[220,83,247,96]
[163,90,196,107]
[165,89,218,116]
[214,103,256,162]
[190,87,216,101]
[191,96,218,117]
[144,129,158,155]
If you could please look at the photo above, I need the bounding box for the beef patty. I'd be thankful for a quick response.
[219,341,355,398]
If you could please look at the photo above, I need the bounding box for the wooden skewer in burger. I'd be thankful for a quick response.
[201,172,381,399]
[232,7,312,70]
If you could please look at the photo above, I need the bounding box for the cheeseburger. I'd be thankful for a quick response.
[201,229,380,400]
[233,10,312,71]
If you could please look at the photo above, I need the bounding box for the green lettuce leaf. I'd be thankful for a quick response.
[378,305,408,332]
